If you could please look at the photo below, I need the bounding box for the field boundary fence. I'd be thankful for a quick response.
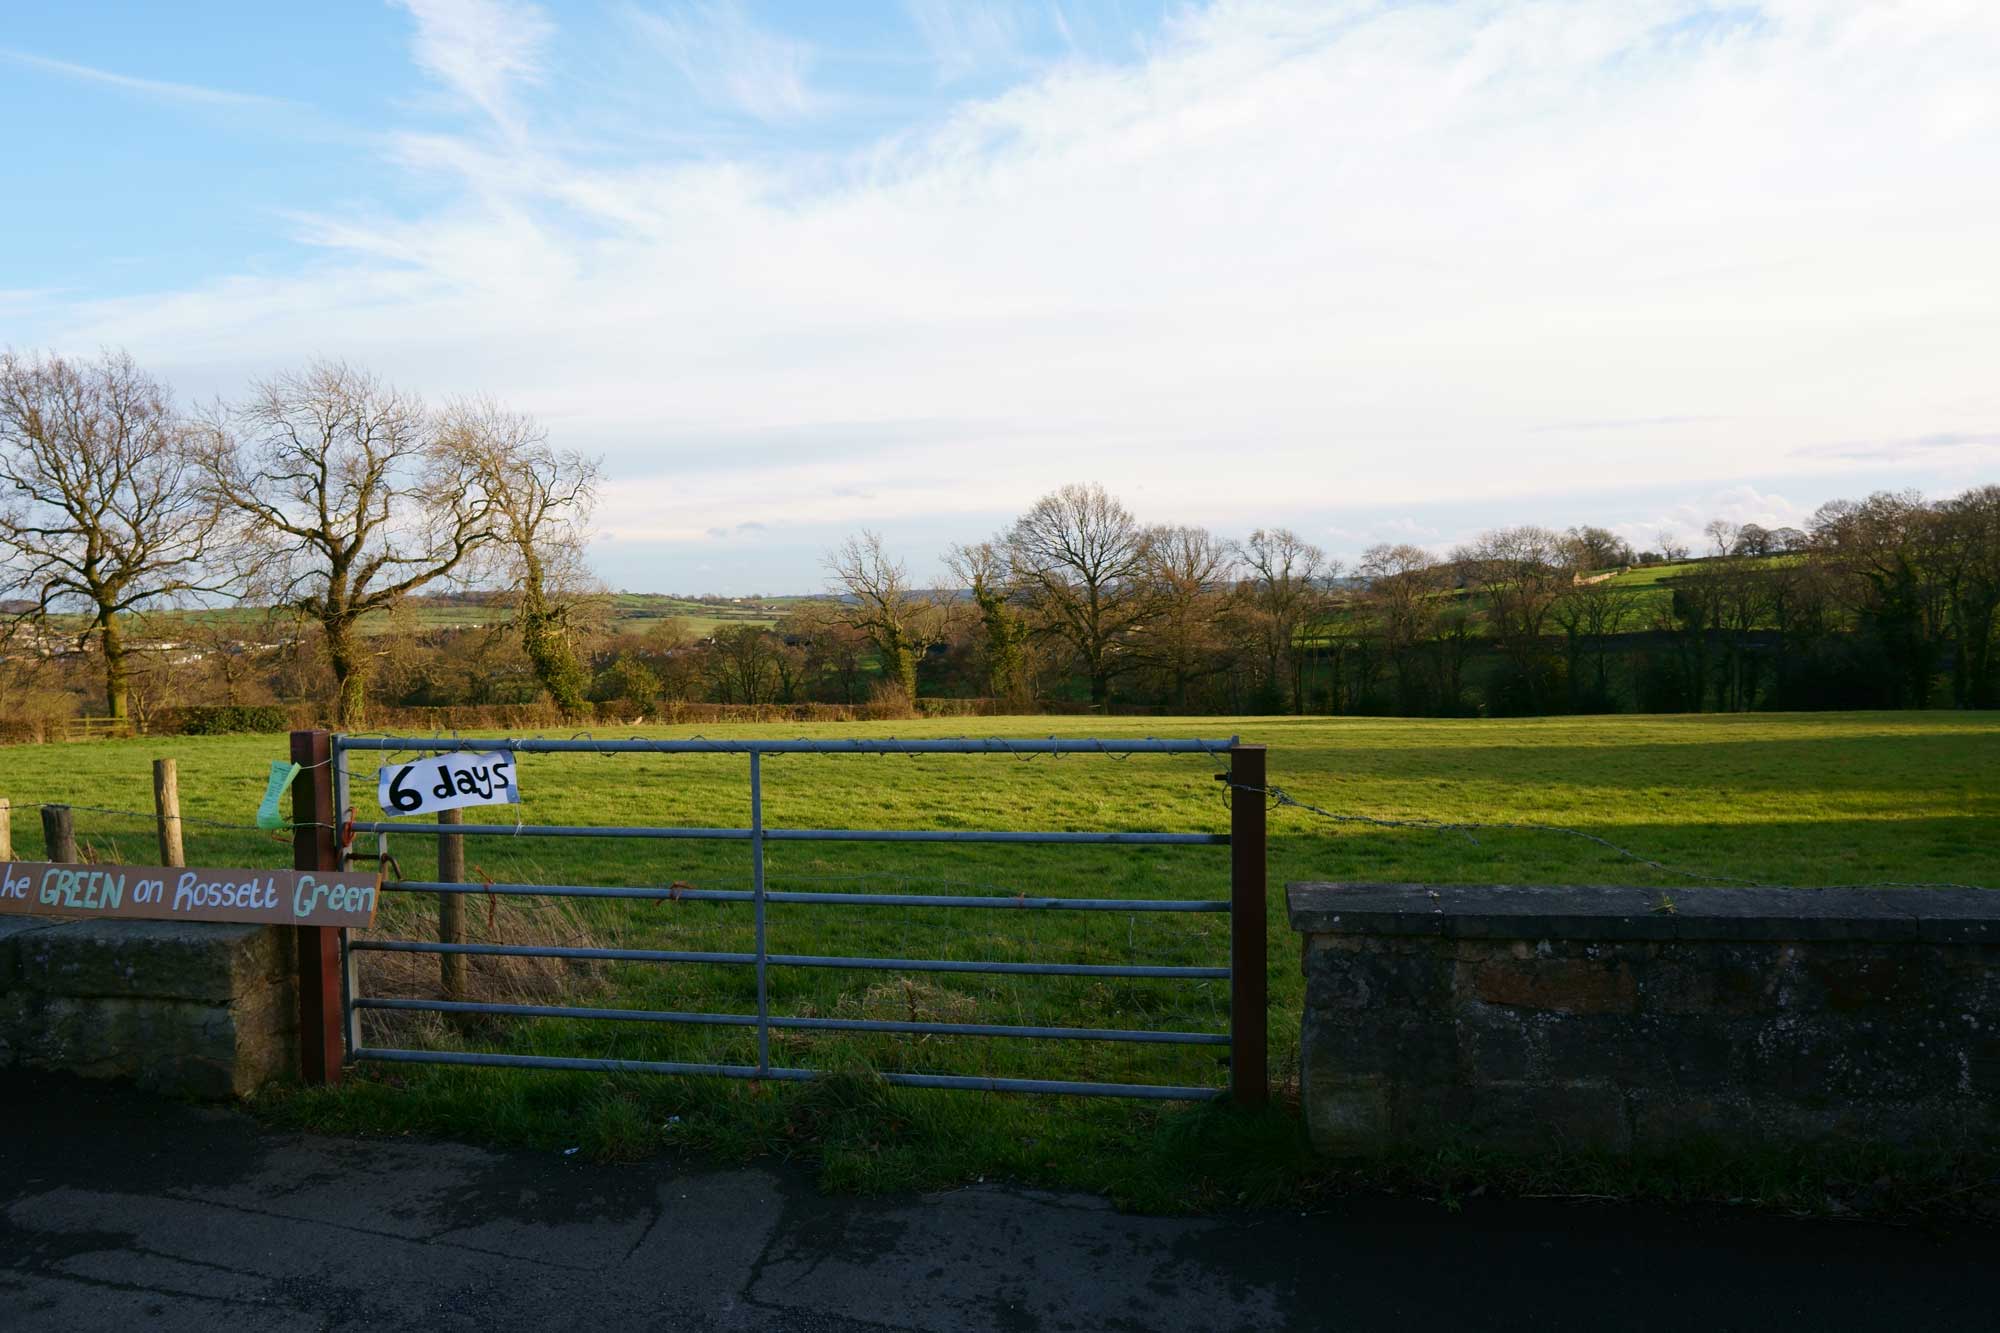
[293,731,1269,1105]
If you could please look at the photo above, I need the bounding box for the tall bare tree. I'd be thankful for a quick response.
[1005,483,1152,708]
[439,398,602,718]
[1458,526,1570,643]
[704,625,786,705]
[1809,491,1954,707]
[198,361,493,727]
[1359,543,1442,712]
[824,531,942,699]
[779,601,870,704]
[0,350,224,720]
[1550,573,1640,709]
[1237,527,1333,713]
[1561,525,1635,571]
[1137,524,1234,710]
[945,539,1031,704]
[1457,525,1569,711]
[1941,485,2000,707]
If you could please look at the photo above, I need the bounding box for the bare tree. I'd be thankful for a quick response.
[1457,526,1569,643]
[1137,524,1234,710]
[0,350,225,721]
[197,360,494,727]
[945,540,1031,704]
[439,398,602,718]
[1005,484,1153,708]
[1940,485,2000,707]
[823,531,943,700]
[1731,523,1776,557]
[1237,528,1333,713]
[1712,556,1771,711]
[1358,543,1443,712]
[779,600,870,703]
[1703,519,1740,558]
[704,625,786,705]
[1457,526,1569,712]
[1808,490,1954,707]
[1550,575,1640,709]
[1561,525,1635,572]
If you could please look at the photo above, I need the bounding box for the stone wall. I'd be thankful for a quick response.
[1288,883,2000,1156]
[0,917,297,1098]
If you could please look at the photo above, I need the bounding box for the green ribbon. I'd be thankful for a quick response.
[256,761,302,830]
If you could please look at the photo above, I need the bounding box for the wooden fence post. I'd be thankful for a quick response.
[153,758,185,867]
[290,730,344,1085]
[438,807,466,1000]
[0,798,11,861]
[1228,744,1269,1109]
[41,805,77,864]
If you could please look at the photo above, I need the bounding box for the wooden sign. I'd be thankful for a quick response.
[0,861,379,928]
[377,750,520,817]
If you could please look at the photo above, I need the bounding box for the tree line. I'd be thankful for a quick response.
[3,350,1995,727]
[0,351,598,727]
[801,483,1998,717]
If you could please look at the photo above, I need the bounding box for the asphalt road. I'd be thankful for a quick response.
[0,1076,1989,1331]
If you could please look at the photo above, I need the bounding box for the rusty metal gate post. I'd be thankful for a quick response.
[291,729,345,1085]
[1228,744,1268,1108]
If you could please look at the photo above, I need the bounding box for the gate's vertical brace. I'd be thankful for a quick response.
[291,729,344,1085]
[1228,744,1268,1108]
[750,749,769,1076]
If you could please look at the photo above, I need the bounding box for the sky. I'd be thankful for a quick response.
[4,0,1997,594]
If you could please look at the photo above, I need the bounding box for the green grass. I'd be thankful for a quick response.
[110,591,798,641]
[601,592,793,637]
[3,711,1996,1209]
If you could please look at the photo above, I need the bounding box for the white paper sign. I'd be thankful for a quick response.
[376,751,520,816]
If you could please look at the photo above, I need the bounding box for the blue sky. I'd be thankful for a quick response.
[5,1,1998,593]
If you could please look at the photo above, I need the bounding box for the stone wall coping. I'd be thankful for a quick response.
[4,915,290,1002]
[1287,882,1999,943]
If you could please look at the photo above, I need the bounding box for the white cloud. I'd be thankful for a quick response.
[1615,485,1817,555]
[630,2,822,122]
[903,0,1035,80]
[20,0,2000,589]
[0,49,290,108]
[392,0,554,136]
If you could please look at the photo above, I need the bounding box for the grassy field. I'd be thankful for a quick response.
[3,711,1995,1208]
[114,592,796,641]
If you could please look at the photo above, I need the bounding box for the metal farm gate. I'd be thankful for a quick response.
[285,732,1268,1106]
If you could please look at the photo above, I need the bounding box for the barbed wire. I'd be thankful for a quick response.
[3,802,337,834]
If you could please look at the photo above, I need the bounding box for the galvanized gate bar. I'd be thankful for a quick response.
[350,936,1226,979]
[359,998,760,1027]
[353,1047,1223,1101]
[347,820,1223,845]
[348,822,752,840]
[385,880,1231,913]
[336,737,1236,754]
[354,997,1229,1045]
[354,939,759,965]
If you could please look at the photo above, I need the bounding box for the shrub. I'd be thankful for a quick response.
[156,704,293,735]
